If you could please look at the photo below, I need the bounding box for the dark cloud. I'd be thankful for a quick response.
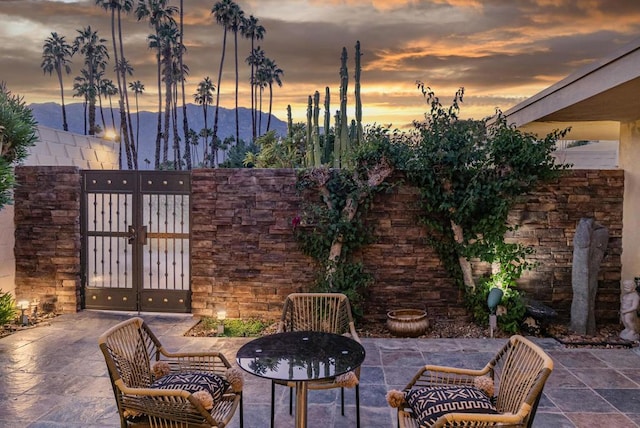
[2,0,640,126]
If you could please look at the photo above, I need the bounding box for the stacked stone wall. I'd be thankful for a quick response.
[13,167,623,326]
[14,166,81,313]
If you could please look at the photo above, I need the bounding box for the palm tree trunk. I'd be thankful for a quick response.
[250,40,255,142]
[212,29,228,166]
[134,94,140,149]
[108,95,116,130]
[172,81,181,169]
[56,68,69,132]
[254,82,259,137]
[117,8,137,169]
[234,29,239,145]
[155,50,162,169]
[88,67,97,136]
[163,71,171,165]
[110,7,133,169]
[179,0,191,169]
[267,82,273,132]
[98,92,106,132]
[258,86,263,136]
[202,104,209,164]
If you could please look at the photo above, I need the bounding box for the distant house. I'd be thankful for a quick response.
[504,37,640,282]
[0,125,118,296]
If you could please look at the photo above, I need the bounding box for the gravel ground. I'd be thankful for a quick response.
[187,316,636,349]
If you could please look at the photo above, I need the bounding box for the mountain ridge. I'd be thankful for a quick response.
[29,102,287,167]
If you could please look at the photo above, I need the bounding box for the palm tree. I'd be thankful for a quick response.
[154,19,180,166]
[136,0,177,169]
[41,32,73,132]
[117,58,137,167]
[94,69,107,132]
[211,0,236,154]
[253,66,268,137]
[72,73,90,135]
[263,58,283,132]
[229,4,244,147]
[128,80,144,151]
[72,26,108,136]
[240,15,265,142]
[169,46,188,170]
[178,0,191,169]
[193,76,215,165]
[246,46,265,139]
[96,0,136,169]
[99,78,118,133]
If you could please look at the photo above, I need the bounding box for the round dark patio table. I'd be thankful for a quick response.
[236,330,365,428]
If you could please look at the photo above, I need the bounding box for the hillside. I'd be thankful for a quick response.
[29,102,287,167]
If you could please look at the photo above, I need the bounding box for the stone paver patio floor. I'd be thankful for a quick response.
[1,311,640,427]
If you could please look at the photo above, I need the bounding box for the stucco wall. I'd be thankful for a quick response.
[0,126,118,298]
[620,121,640,282]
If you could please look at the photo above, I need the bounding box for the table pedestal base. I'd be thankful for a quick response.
[295,381,308,428]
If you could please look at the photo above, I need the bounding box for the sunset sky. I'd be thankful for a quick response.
[2,0,640,129]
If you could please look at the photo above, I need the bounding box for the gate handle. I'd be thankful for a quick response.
[127,225,148,245]
[127,225,136,245]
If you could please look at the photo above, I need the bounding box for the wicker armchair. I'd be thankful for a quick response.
[393,335,553,428]
[98,317,243,428]
[271,293,362,428]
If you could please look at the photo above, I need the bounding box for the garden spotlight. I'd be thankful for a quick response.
[487,288,503,338]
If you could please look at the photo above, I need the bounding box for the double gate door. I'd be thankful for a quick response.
[81,170,191,312]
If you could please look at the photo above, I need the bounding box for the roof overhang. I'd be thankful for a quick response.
[504,37,640,137]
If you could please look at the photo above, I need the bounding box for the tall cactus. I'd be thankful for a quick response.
[312,91,321,166]
[354,40,363,146]
[323,86,331,164]
[337,47,350,168]
[287,104,293,139]
[334,109,341,166]
[306,95,313,167]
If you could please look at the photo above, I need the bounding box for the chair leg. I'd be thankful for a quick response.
[289,386,293,414]
[270,381,275,428]
[341,387,345,416]
[356,384,361,428]
[239,391,244,428]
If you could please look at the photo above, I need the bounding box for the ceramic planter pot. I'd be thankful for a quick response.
[386,309,429,337]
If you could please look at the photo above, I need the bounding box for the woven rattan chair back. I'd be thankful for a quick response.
[271,293,362,428]
[396,334,553,428]
[100,317,157,390]
[491,335,553,422]
[99,317,243,428]
[279,292,354,336]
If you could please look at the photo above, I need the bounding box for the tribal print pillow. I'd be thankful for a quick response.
[406,385,497,426]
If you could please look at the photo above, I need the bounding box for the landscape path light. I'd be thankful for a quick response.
[17,300,29,326]
[217,308,227,336]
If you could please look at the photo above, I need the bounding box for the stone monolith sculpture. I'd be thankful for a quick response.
[570,218,609,335]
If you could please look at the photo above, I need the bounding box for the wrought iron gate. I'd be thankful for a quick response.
[81,170,191,312]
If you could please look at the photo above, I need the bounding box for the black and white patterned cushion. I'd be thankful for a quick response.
[406,385,497,426]
[151,372,230,403]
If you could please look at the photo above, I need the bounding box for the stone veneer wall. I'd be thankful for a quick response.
[190,169,316,318]
[13,167,623,325]
[191,168,623,324]
[511,170,623,323]
[13,166,82,313]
